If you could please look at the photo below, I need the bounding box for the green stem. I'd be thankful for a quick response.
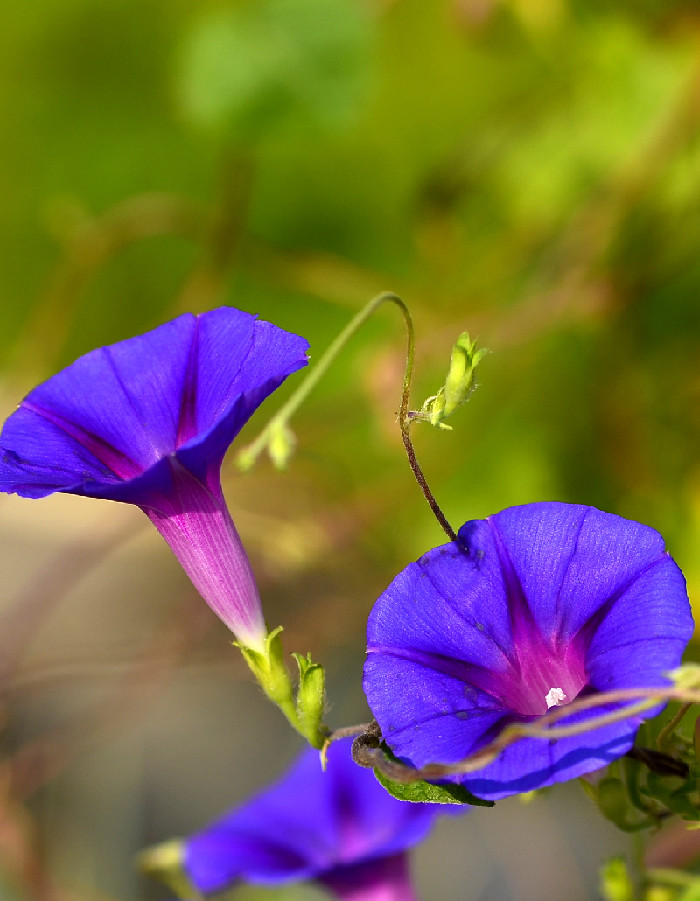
[656,702,691,750]
[237,292,398,469]
[237,291,456,542]
[632,831,648,901]
[647,869,700,887]
[395,320,457,543]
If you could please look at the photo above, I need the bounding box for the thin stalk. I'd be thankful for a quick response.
[656,702,691,750]
[351,684,700,784]
[237,291,456,541]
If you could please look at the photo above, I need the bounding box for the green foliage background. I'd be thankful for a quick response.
[0,1,699,899]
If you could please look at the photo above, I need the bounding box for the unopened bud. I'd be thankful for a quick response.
[293,652,326,747]
[443,332,487,418]
[268,421,297,470]
[413,332,487,429]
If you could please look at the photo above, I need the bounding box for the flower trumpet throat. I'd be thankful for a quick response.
[364,502,694,800]
[0,306,309,651]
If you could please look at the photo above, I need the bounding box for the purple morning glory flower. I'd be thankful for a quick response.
[182,737,438,900]
[364,502,694,801]
[0,307,308,651]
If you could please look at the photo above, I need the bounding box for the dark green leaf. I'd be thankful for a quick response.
[374,769,494,807]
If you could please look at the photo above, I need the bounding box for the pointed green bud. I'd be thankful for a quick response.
[137,840,199,901]
[293,652,327,749]
[413,332,487,429]
[600,857,634,901]
[268,420,297,470]
[443,332,485,417]
[237,626,293,706]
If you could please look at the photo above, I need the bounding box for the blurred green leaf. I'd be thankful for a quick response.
[177,0,372,142]
[374,768,493,807]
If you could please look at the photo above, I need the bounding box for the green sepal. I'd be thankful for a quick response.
[237,626,293,706]
[137,840,200,901]
[237,629,327,749]
[292,651,326,749]
[374,768,493,807]
[427,390,447,429]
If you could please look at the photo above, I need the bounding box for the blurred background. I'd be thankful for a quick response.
[0,0,699,898]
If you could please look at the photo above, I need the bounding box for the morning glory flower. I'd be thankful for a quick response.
[0,307,308,652]
[180,737,438,900]
[364,502,694,801]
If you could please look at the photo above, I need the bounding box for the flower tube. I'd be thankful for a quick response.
[364,502,694,800]
[0,307,308,652]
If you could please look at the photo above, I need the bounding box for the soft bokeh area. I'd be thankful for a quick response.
[0,1,698,899]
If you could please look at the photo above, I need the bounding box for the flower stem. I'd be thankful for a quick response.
[656,702,691,750]
[237,291,456,542]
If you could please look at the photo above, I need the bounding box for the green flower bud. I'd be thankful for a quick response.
[443,332,487,418]
[293,652,326,746]
[414,332,487,429]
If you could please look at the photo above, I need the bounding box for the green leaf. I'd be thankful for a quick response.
[374,768,493,807]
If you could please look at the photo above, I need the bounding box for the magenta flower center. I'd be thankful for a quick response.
[502,637,587,717]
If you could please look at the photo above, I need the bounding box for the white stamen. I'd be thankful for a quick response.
[545,687,567,709]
